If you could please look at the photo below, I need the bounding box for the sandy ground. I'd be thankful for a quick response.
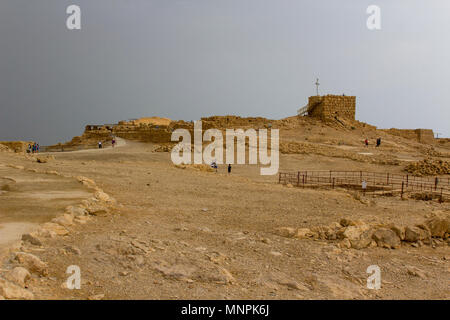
[0,163,93,259]
[0,135,449,300]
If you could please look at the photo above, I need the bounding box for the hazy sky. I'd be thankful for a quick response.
[1,0,449,145]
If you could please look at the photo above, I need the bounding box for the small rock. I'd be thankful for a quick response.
[295,228,317,239]
[275,227,296,238]
[41,222,69,236]
[65,206,87,217]
[21,233,42,246]
[65,246,81,255]
[88,294,105,300]
[52,214,74,227]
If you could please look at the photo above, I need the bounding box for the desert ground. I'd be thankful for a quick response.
[0,117,449,300]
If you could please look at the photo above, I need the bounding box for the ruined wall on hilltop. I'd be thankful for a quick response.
[0,141,34,152]
[200,116,274,129]
[307,95,356,121]
[382,128,435,144]
[80,120,194,144]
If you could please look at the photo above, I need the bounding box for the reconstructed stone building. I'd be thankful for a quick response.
[299,95,356,121]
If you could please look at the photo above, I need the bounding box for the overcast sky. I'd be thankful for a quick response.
[0,0,449,145]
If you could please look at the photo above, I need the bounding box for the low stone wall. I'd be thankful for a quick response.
[382,128,435,144]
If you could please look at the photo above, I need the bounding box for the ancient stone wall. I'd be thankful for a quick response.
[382,128,435,144]
[307,95,356,121]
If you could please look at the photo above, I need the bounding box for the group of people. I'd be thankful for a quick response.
[98,137,116,149]
[364,137,382,147]
[27,143,40,153]
[210,161,232,174]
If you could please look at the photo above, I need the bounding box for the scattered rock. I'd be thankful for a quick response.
[14,252,48,276]
[424,216,450,238]
[41,222,69,236]
[5,267,31,287]
[295,228,316,239]
[275,227,297,238]
[65,206,87,217]
[389,225,406,241]
[0,278,34,300]
[65,246,81,255]
[95,190,115,203]
[405,226,431,242]
[88,294,105,300]
[372,228,401,249]
[21,233,43,246]
[52,214,74,227]
[74,216,90,224]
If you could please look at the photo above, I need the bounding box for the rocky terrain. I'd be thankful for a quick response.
[0,116,449,300]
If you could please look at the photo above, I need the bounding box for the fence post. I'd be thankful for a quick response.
[401,181,404,199]
[279,172,281,184]
[386,173,389,185]
[406,174,409,187]
[435,177,438,191]
[332,178,335,189]
[297,171,300,187]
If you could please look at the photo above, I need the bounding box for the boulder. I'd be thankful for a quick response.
[339,218,365,227]
[95,190,115,203]
[350,229,373,249]
[405,226,431,242]
[14,252,48,276]
[51,214,74,227]
[338,224,370,241]
[389,225,406,241]
[65,206,87,217]
[295,228,317,239]
[6,267,31,287]
[0,278,34,300]
[424,217,450,238]
[372,228,401,249]
[275,227,297,238]
[86,204,110,216]
[41,222,69,236]
[21,233,42,246]
[74,216,90,224]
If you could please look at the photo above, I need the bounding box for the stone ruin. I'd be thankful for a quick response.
[299,95,356,121]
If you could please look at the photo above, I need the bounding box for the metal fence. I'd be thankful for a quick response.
[279,170,450,201]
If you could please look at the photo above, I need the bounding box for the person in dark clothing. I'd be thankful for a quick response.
[228,164,231,174]
[376,138,381,147]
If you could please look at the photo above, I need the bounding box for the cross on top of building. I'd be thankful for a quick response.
[315,78,320,96]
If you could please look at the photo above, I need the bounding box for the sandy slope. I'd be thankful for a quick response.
[0,138,448,300]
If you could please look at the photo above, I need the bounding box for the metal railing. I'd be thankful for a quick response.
[279,170,450,201]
